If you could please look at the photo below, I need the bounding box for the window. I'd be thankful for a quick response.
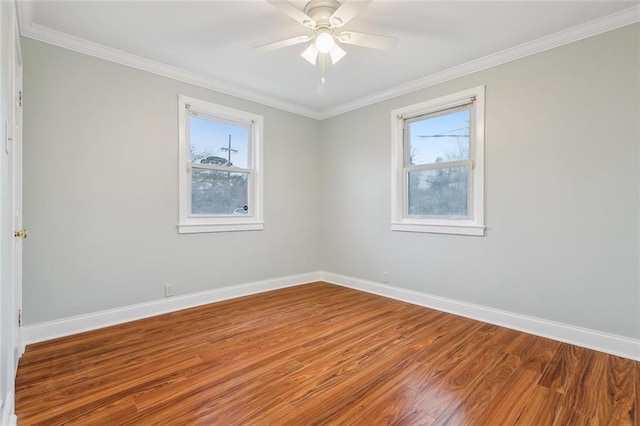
[178,96,263,233]
[391,86,485,236]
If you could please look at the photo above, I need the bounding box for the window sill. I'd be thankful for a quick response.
[391,222,485,236]
[178,222,264,234]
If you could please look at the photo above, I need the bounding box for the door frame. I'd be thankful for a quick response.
[11,20,23,361]
[1,3,22,424]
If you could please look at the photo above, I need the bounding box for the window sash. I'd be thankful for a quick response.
[402,103,476,220]
[178,95,264,233]
[390,86,485,236]
[188,109,254,130]
[186,110,254,170]
[403,103,473,167]
[404,159,471,173]
[185,109,256,218]
[188,168,254,217]
[189,163,252,174]
[403,161,473,220]
[402,101,474,123]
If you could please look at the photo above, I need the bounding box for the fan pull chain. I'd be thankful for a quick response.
[321,54,326,84]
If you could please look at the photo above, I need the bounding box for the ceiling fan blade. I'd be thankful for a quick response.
[337,31,397,50]
[266,0,316,29]
[254,35,312,52]
[330,0,372,28]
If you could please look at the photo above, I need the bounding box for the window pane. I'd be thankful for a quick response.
[408,167,468,217]
[189,115,249,169]
[408,109,470,166]
[191,168,249,215]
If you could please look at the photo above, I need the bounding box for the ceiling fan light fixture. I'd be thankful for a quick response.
[315,30,335,53]
[329,44,346,64]
[301,43,319,65]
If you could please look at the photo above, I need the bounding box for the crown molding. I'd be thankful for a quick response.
[316,4,640,119]
[17,2,640,121]
[16,1,321,120]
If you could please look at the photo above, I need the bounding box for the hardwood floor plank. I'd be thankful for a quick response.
[393,329,510,420]
[520,336,561,374]
[132,344,302,414]
[131,294,416,422]
[394,410,438,425]
[17,356,198,422]
[631,362,640,425]
[16,341,212,399]
[505,331,540,357]
[554,407,588,425]
[512,385,563,425]
[431,352,521,425]
[635,362,639,426]
[280,356,419,424]
[228,313,450,424]
[459,364,540,425]
[539,343,588,393]
[561,350,607,418]
[338,328,512,424]
[355,387,423,425]
[19,371,186,425]
[15,282,639,425]
[34,397,140,426]
[590,354,636,425]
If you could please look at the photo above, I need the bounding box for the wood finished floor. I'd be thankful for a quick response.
[16,282,638,425]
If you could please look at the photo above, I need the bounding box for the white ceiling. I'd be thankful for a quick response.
[18,1,640,118]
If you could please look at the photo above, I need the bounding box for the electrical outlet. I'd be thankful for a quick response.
[382,272,389,283]
[164,284,174,297]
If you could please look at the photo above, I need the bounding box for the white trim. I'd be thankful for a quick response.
[17,10,320,120]
[19,271,640,361]
[320,272,640,362]
[16,3,639,120]
[391,86,485,236]
[317,5,640,119]
[2,3,21,425]
[21,272,322,345]
[0,392,16,426]
[178,222,264,234]
[178,95,264,233]
[391,223,484,236]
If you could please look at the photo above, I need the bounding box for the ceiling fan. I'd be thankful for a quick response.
[256,0,396,72]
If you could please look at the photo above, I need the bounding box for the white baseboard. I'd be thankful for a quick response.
[0,392,16,426]
[20,270,640,361]
[321,272,640,361]
[21,272,322,345]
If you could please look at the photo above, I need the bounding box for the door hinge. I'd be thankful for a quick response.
[18,91,23,107]
[18,309,22,327]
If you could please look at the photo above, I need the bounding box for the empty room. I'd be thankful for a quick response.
[0,0,639,424]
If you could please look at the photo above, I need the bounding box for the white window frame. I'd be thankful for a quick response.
[178,95,263,234]
[390,86,485,236]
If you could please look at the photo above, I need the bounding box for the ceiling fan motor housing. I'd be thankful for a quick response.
[258,0,395,66]
[304,0,341,27]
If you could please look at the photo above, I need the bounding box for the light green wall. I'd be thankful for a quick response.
[320,24,640,338]
[22,38,322,324]
[22,24,640,339]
